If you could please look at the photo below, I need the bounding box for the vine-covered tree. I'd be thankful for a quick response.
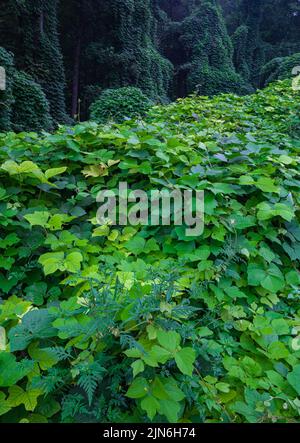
[159,0,249,96]
[17,0,69,124]
[0,47,14,131]
[61,0,173,118]
[0,46,53,132]
[221,0,300,86]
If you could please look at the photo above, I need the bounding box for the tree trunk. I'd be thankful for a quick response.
[71,33,81,118]
[39,10,44,34]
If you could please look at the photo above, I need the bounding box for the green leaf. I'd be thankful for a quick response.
[287,365,300,395]
[268,342,289,360]
[141,395,159,420]
[158,399,181,423]
[215,382,230,393]
[285,270,300,286]
[24,211,50,227]
[0,257,14,271]
[255,177,279,193]
[273,203,294,221]
[197,327,213,338]
[92,225,110,237]
[247,263,266,286]
[224,286,247,299]
[157,330,181,353]
[174,347,195,376]
[126,377,149,399]
[0,391,11,416]
[247,263,284,292]
[28,342,59,370]
[256,202,273,221]
[131,360,145,377]
[124,237,146,255]
[8,309,56,352]
[45,167,67,180]
[148,345,172,365]
[261,264,285,293]
[279,154,293,165]
[7,385,42,411]
[38,252,64,275]
[0,352,34,387]
[151,377,169,400]
[0,233,19,249]
[164,380,185,401]
[64,252,83,273]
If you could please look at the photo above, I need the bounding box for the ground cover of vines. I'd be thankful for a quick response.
[0,80,300,423]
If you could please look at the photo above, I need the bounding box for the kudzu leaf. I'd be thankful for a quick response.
[131,360,145,377]
[0,352,34,387]
[255,177,279,193]
[8,309,56,351]
[24,211,50,227]
[157,330,181,353]
[141,396,159,421]
[64,252,83,273]
[126,377,149,399]
[174,347,195,376]
[45,167,67,180]
[287,365,300,395]
[158,399,180,423]
[38,252,64,275]
[0,392,11,416]
[7,385,42,412]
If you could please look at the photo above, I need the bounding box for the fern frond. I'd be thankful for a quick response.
[76,361,106,406]
[61,394,88,422]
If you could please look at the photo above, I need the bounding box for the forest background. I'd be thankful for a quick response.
[0,0,300,132]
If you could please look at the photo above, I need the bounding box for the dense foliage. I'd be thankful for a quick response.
[0,47,53,132]
[163,0,250,96]
[0,80,300,423]
[1,1,300,128]
[90,87,152,124]
[260,53,300,87]
[18,0,69,125]
[0,47,14,131]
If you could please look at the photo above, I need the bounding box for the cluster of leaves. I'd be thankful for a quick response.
[90,87,153,124]
[0,79,300,423]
